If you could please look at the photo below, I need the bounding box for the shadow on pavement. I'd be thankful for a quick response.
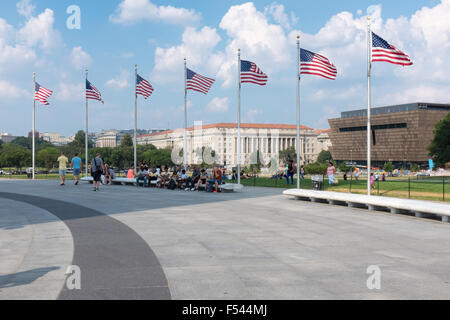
[0,267,60,288]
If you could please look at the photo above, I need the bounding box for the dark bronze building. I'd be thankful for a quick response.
[328,102,450,167]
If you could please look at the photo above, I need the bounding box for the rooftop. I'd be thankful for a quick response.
[137,123,314,138]
[340,102,450,119]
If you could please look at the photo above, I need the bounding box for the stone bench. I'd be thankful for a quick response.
[283,189,450,222]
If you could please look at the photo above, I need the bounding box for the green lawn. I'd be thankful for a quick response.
[236,176,450,202]
[0,174,75,180]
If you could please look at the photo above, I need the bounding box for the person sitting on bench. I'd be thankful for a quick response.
[136,167,148,187]
[195,168,209,191]
[190,166,201,190]
[213,166,223,192]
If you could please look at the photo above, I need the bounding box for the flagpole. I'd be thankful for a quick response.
[134,64,138,174]
[85,69,89,178]
[367,17,372,195]
[296,36,301,189]
[184,58,188,170]
[237,49,241,186]
[32,72,36,180]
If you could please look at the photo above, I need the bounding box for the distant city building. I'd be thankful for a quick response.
[28,131,40,139]
[328,102,450,167]
[0,133,20,143]
[39,132,74,146]
[95,129,167,148]
[137,123,331,167]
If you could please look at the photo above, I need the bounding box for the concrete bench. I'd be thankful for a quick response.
[283,189,450,222]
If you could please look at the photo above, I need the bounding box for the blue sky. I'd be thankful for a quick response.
[0,0,449,136]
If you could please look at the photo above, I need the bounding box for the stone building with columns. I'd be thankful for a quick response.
[137,123,331,168]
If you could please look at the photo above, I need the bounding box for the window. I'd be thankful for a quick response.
[339,123,407,132]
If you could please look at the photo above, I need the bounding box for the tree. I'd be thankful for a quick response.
[0,144,31,170]
[141,148,173,167]
[383,162,394,174]
[37,147,60,170]
[65,130,94,155]
[279,146,296,165]
[304,162,328,175]
[338,162,350,173]
[10,137,53,150]
[428,112,450,166]
[121,134,133,147]
[317,150,332,164]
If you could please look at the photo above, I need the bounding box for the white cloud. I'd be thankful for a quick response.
[152,26,221,84]
[207,97,229,112]
[244,108,261,122]
[71,47,92,70]
[17,9,60,50]
[377,85,450,105]
[106,70,130,89]
[54,83,84,101]
[218,2,291,86]
[0,80,28,99]
[17,0,35,19]
[264,3,297,30]
[110,0,201,26]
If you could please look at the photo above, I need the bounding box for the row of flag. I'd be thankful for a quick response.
[34,32,412,105]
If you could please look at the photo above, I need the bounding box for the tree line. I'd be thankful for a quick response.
[0,131,174,171]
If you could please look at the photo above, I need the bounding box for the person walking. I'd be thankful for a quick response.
[57,152,69,186]
[300,165,305,180]
[286,160,295,185]
[327,161,336,185]
[91,153,105,191]
[71,153,82,185]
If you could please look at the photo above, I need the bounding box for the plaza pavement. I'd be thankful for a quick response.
[1,179,450,299]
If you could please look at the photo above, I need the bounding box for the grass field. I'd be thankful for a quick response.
[238,176,450,202]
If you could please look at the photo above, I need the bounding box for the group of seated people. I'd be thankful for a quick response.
[127,162,227,192]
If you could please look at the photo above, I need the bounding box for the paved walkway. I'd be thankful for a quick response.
[1,179,450,299]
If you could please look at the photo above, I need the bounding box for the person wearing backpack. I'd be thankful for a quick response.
[91,153,105,192]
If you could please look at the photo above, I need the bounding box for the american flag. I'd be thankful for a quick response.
[300,49,337,80]
[186,68,215,94]
[136,74,154,99]
[240,60,268,85]
[86,80,104,103]
[34,82,53,106]
[372,32,413,66]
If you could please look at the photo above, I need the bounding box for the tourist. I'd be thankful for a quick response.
[91,153,105,191]
[105,165,116,184]
[371,173,375,190]
[127,168,135,179]
[57,152,69,186]
[136,167,149,187]
[70,152,82,185]
[178,169,189,189]
[190,166,201,190]
[286,160,295,185]
[327,161,336,185]
[213,166,223,192]
[195,168,209,191]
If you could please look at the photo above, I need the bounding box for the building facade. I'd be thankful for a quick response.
[0,133,19,143]
[95,129,167,148]
[39,132,74,146]
[328,102,450,166]
[137,123,331,167]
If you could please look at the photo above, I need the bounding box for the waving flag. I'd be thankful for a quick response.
[240,60,268,85]
[136,74,154,99]
[34,82,53,106]
[371,32,413,66]
[300,49,337,80]
[86,80,104,103]
[186,69,215,94]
